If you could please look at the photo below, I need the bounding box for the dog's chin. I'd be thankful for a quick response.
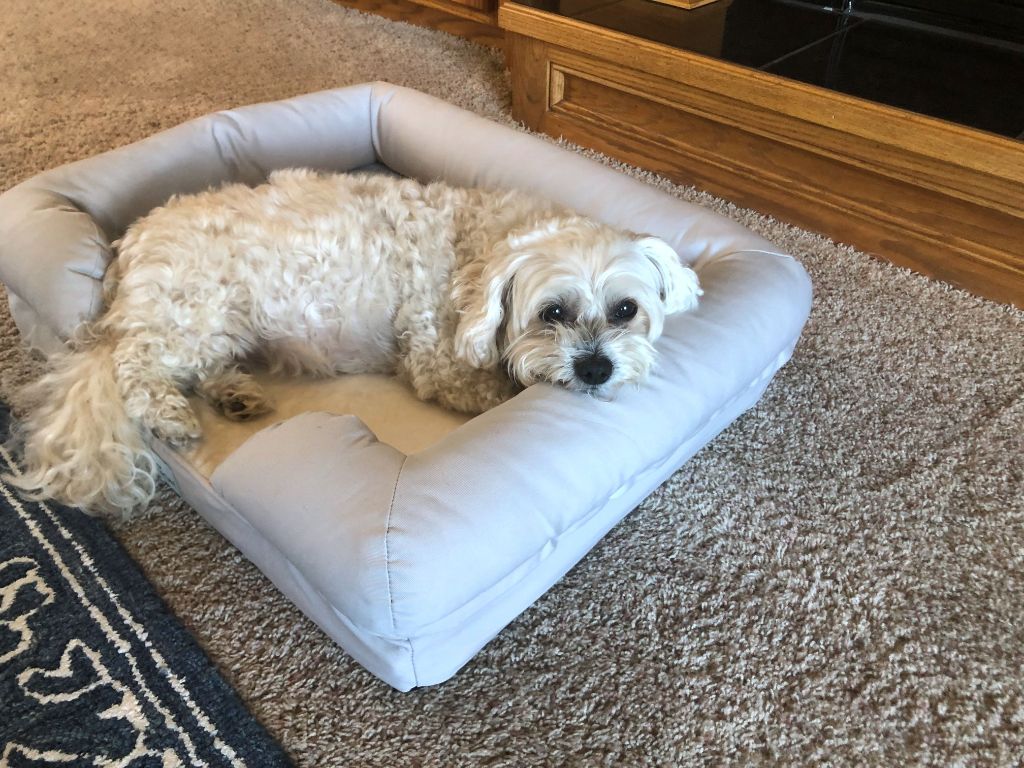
[557,377,619,401]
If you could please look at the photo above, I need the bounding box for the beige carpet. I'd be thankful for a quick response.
[3,0,1023,764]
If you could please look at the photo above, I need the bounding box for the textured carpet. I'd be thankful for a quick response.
[2,0,1023,765]
[0,407,291,766]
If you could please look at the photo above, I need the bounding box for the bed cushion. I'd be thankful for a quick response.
[0,82,812,690]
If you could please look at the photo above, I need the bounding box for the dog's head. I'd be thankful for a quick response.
[453,216,701,399]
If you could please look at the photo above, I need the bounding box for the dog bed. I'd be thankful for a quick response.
[0,82,812,690]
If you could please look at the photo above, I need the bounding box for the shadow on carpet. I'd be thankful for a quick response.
[0,405,291,766]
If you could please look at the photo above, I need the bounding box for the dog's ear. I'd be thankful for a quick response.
[453,250,519,369]
[635,235,702,314]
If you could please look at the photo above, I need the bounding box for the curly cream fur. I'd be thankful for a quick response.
[7,170,700,516]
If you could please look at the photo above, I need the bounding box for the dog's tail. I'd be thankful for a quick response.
[4,340,157,517]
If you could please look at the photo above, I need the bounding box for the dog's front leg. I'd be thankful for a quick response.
[399,347,521,415]
[195,367,274,421]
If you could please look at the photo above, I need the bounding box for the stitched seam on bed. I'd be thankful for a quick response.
[178,448,420,687]
[85,223,108,320]
[40,190,109,324]
[384,455,409,635]
[368,86,377,162]
[369,82,385,164]
[384,454,418,688]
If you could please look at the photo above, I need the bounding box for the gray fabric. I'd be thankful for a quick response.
[0,82,812,689]
[373,85,775,267]
[0,85,380,342]
[213,413,405,633]
[4,290,65,356]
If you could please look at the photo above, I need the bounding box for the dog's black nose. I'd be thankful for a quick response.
[573,354,613,386]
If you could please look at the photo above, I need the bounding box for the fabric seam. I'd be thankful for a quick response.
[384,453,414,685]
[384,455,408,633]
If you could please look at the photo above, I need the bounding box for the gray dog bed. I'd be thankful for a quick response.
[0,82,812,690]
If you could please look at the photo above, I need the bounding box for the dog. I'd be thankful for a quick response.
[6,169,701,516]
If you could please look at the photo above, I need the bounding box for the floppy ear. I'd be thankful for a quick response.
[635,236,702,314]
[453,250,519,369]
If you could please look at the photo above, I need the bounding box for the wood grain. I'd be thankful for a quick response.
[573,0,731,55]
[331,0,502,46]
[412,0,495,22]
[646,0,723,8]
[502,9,1024,307]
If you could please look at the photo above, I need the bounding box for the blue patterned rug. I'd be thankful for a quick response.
[0,405,291,766]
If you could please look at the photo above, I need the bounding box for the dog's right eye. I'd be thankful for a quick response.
[540,305,566,324]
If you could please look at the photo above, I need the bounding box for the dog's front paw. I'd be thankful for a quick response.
[215,389,274,422]
[150,398,202,446]
[196,370,274,422]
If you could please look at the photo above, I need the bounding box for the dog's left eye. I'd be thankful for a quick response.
[540,305,566,324]
[611,299,638,322]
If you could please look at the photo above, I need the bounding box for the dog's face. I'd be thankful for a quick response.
[454,217,702,399]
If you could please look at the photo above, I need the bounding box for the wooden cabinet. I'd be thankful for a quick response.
[331,0,503,48]
[414,0,496,19]
[330,0,1024,306]
[451,0,496,10]
[499,3,1024,307]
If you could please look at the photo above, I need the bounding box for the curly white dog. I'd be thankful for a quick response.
[8,170,701,515]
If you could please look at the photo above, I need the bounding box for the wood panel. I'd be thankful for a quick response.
[331,0,503,47]
[648,0,723,8]
[574,0,731,55]
[501,6,1024,307]
[501,5,1022,187]
[448,0,495,12]
[413,0,496,21]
